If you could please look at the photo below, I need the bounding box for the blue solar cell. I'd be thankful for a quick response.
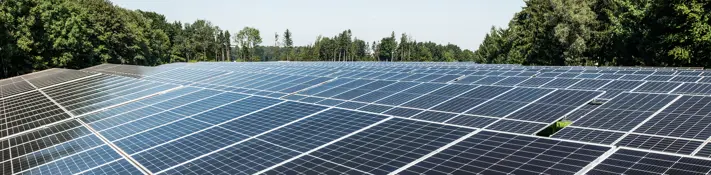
[403,131,610,175]
[262,155,366,175]
[670,76,701,82]
[486,119,549,134]
[472,76,506,85]
[541,78,580,88]
[163,139,300,175]
[307,118,473,174]
[616,134,702,155]
[572,93,678,131]
[517,77,554,87]
[672,83,711,95]
[445,115,497,128]
[589,149,711,175]
[81,159,144,175]
[21,145,124,175]
[634,96,711,140]
[167,92,248,116]
[258,108,388,152]
[132,127,249,173]
[633,81,682,93]
[114,118,212,154]
[383,107,423,117]
[644,75,674,81]
[220,102,328,136]
[576,73,601,78]
[494,77,529,86]
[551,127,625,145]
[410,111,459,122]
[619,74,647,80]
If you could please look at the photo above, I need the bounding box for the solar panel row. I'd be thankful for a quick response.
[2,62,711,175]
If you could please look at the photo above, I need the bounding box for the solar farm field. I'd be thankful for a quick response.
[3,62,711,175]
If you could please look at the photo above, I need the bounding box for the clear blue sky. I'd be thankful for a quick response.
[111,0,524,50]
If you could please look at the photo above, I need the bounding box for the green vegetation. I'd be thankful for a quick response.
[537,120,572,137]
[0,0,476,78]
[0,0,232,78]
[473,0,711,67]
[2,0,710,78]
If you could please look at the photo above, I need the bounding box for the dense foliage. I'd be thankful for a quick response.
[0,0,476,78]
[3,0,710,78]
[0,0,231,78]
[473,0,711,67]
[257,30,476,62]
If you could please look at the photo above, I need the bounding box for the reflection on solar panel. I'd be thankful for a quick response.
[571,93,678,131]
[401,131,610,174]
[588,148,711,175]
[4,62,711,174]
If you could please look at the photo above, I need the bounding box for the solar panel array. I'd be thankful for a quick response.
[3,62,711,174]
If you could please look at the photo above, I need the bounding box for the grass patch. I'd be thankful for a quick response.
[536,120,572,137]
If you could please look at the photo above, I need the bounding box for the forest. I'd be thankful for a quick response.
[1,0,710,78]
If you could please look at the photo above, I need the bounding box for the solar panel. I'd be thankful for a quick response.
[616,134,703,155]
[571,93,678,131]
[695,144,711,158]
[8,62,711,174]
[399,84,473,109]
[506,90,602,123]
[597,80,644,98]
[672,83,711,95]
[486,119,549,134]
[517,77,554,87]
[576,73,601,78]
[633,81,682,93]
[568,79,610,90]
[262,155,366,174]
[430,86,512,113]
[260,108,389,152]
[454,75,486,84]
[373,83,445,106]
[472,76,506,85]
[466,87,553,118]
[351,81,420,103]
[410,111,459,122]
[357,104,393,113]
[644,75,674,81]
[302,118,473,174]
[540,78,580,88]
[0,78,35,98]
[588,148,711,175]
[400,131,610,174]
[383,107,423,117]
[2,91,71,137]
[23,69,96,88]
[444,115,498,128]
[670,76,702,82]
[597,74,623,80]
[552,127,625,144]
[494,77,528,86]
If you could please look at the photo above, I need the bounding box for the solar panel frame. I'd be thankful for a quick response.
[400,130,611,175]
[588,148,711,175]
[12,62,711,175]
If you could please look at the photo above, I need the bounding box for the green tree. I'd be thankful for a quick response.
[284,29,293,61]
[378,32,397,61]
[234,27,262,61]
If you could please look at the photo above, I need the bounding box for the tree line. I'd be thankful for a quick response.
[0,0,233,78]
[0,0,477,78]
[473,0,711,67]
[3,0,709,78]
[256,30,476,62]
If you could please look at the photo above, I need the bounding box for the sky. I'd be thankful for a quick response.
[111,0,525,50]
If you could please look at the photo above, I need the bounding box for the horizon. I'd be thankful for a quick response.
[110,0,525,50]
